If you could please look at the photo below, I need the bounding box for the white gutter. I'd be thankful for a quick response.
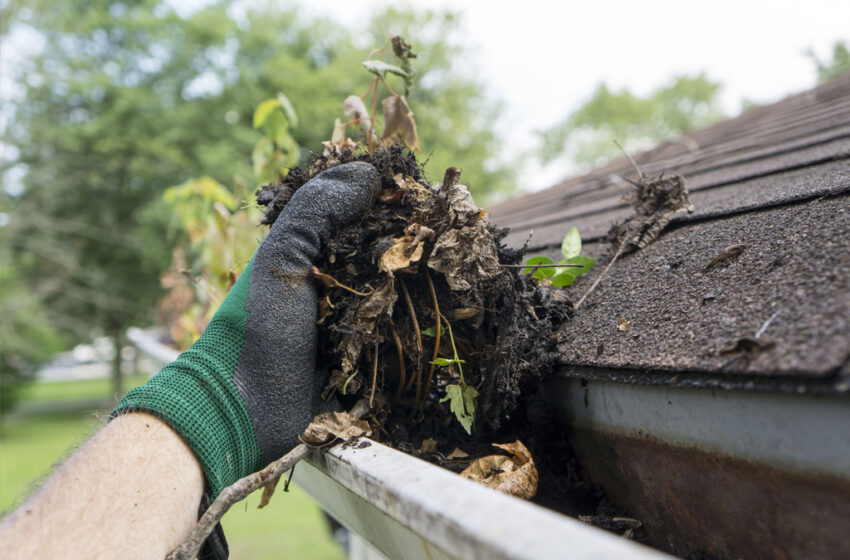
[294,438,672,560]
[126,329,673,558]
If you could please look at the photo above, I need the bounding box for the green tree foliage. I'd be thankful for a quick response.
[809,41,850,84]
[1,1,512,401]
[540,73,725,170]
[0,225,65,415]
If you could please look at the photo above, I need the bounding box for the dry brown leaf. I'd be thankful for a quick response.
[299,411,371,446]
[344,95,372,132]
[257,477,279,509]
[447,447,469,460]
[428,221,501,291]
[381,95,418,150]
[617,317,630,331]
[379,235,424,273]
[419,438,438,454]
[459,440,538,499]
[382,95,405,140]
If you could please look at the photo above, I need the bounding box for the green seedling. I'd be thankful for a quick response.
[425,317,477,434]
[523,227,596,287]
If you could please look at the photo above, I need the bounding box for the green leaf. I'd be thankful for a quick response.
[440,383,478,434]
[253,98,281,129]
[261,111,290,145]
[431,357,465,367]
[523,256,555,279]
[561,227,582,259]
[560,255,596,277]
[276,92,298,129]
[551,271,575,287]
[251,137,274,180]
[422,326,437,337]
[362,60,410,80]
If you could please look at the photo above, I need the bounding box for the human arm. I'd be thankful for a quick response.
[0,413,204,559]
[0,162,381,558]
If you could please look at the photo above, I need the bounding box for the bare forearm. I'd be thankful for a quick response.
[0,412,204,559]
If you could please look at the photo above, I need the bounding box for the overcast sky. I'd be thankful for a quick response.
[301,0,850,191]
[4,0,848,195]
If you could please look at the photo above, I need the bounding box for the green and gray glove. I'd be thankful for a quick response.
[113,162,380,500]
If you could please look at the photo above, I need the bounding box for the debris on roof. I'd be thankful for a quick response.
[490,73,850,391]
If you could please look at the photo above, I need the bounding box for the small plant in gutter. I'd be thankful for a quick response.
[523,227,596,286]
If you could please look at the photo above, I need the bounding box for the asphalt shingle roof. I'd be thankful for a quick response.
[489,73,850,391]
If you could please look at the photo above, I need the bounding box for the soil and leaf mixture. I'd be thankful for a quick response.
[256,145,643,536]
[250,34,696,544]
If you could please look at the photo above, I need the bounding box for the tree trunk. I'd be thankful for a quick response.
[111,329,124,398]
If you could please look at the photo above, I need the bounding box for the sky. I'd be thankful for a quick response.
[299,0,850,191]
[3,0,848,194]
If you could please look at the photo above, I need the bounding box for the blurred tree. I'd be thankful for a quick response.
[808,40,850,84]
[539,73,725,170]
[0,223,65,417]
[2,1,512,399]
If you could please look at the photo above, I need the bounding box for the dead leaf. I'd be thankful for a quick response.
[704,243,746,271]
[610,173,690,253]
[420,438,438,454]
[344,95,372,136]
[460,440,538,499]
[381,95,418,150]
[617,317,630,331]
[299,411,372,447]
[331,118,345,145]
[443,181,481,226]
[257,477,279,509]
[447,447,469,460]
[379,235,425,273]
[428,221,502,291]
[355,280,397,332]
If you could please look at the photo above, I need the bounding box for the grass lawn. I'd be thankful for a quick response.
[1,378,345,559]
[18,373,150,404]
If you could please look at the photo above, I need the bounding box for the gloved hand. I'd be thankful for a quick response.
[113,162,380,500]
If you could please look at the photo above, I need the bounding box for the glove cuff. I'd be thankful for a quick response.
[112,261,263,498]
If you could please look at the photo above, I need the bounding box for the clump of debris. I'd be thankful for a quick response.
[251,36,692,537]
[258,146,570,442]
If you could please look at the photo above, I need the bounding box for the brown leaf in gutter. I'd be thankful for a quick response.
[460,440,538,499]
[299,411,371,447]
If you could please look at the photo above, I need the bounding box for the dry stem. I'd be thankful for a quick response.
[166,400,370,560]
[399,280,423,392]
[575,244,625,310]
[369,341,380,408]
[389,320,407,398]
[421,270,442,408]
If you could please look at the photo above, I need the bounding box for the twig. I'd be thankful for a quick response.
[614,139,645,179]
[369,341,379,408]
[167,400,371,560]
[421,270,442,408]
[389,320,407,398]
[311,266,374,297]
[575,244,625,310]
[399,280,423,392]
[755,310,781,339]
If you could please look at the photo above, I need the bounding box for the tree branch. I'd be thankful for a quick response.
[166,399,371,560]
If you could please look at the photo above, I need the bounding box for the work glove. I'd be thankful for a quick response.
[113,161,380,499]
